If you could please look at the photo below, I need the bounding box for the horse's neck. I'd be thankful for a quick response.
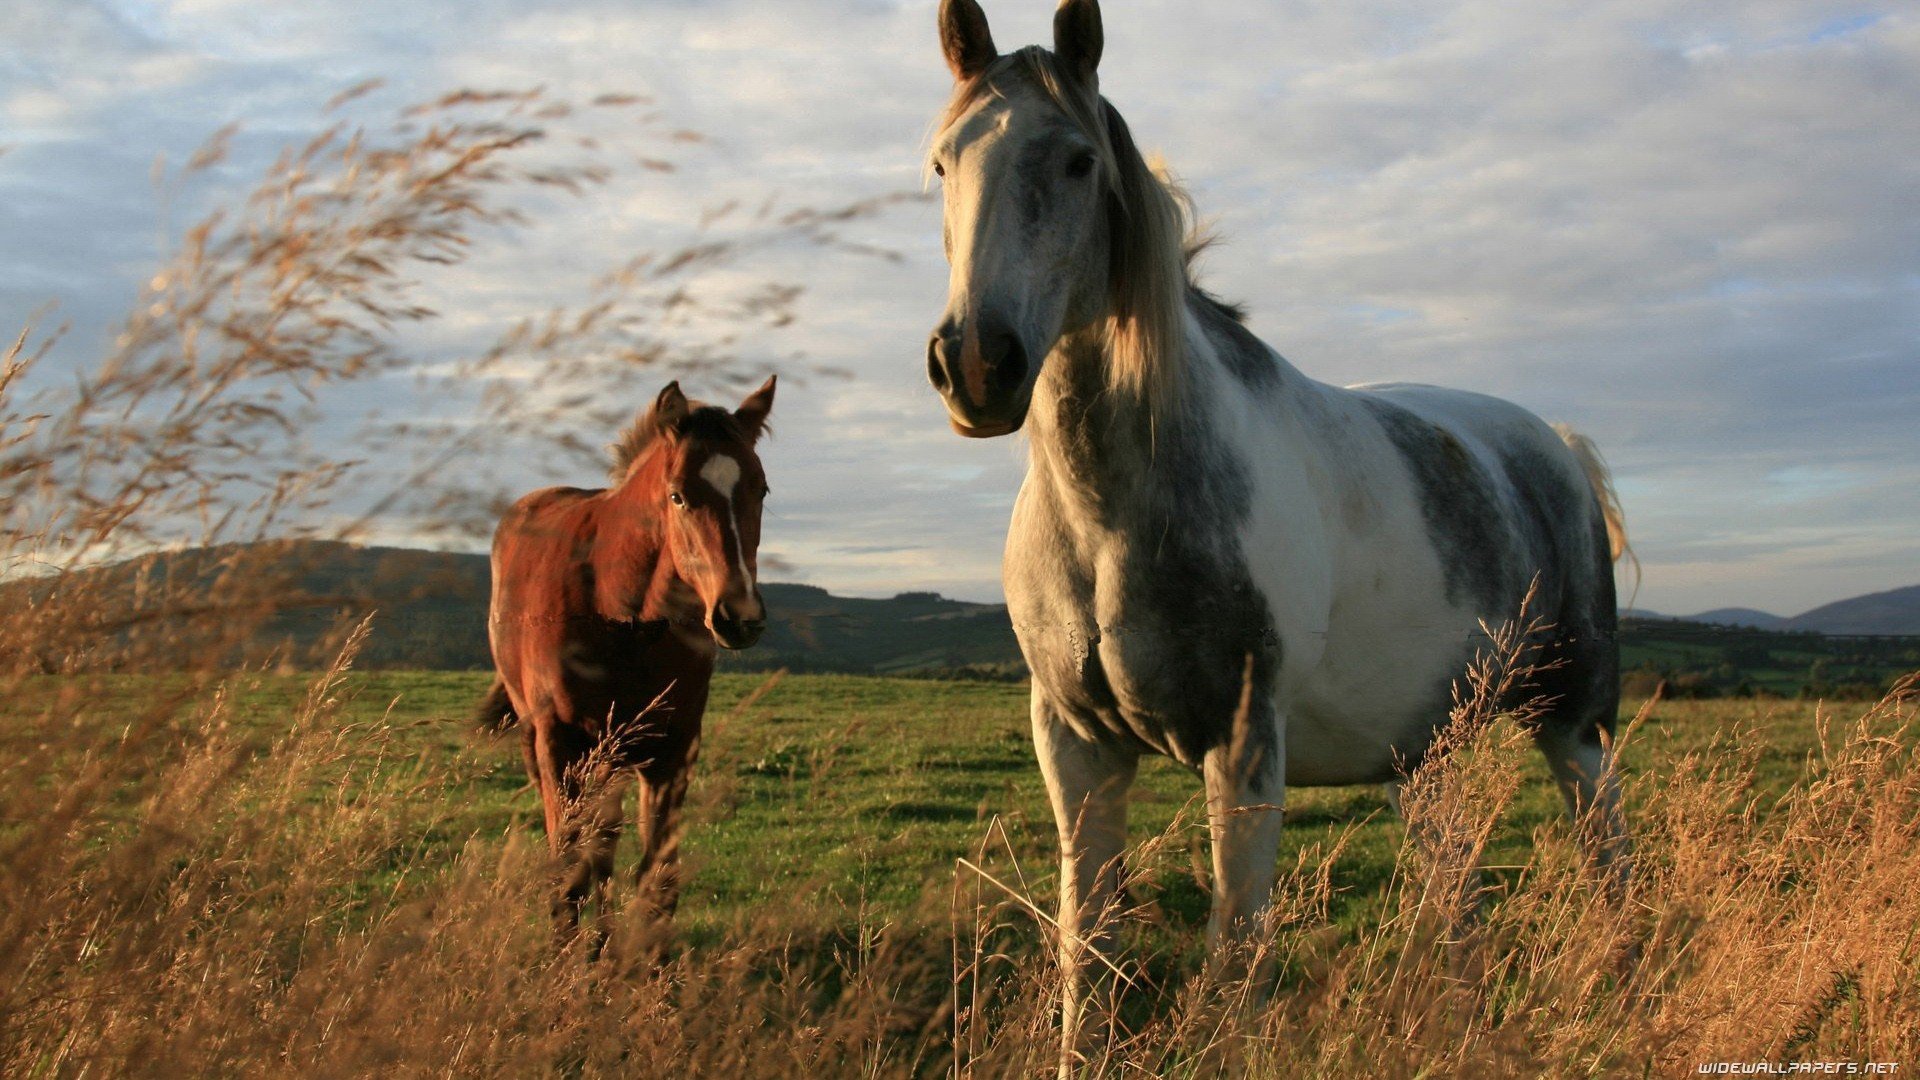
[1026,298,1321,534]
[1027,308,1214,524]
[595,478,688,623]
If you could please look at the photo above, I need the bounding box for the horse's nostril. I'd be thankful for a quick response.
[711,613,764,650]
[991,341,1028,392]
[927,336,950,392]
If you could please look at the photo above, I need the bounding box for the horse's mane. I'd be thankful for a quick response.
[608,403,751,483]
[938,45,1227,412]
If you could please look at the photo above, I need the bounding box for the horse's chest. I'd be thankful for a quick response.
[1009,520,1280,768]
[559,621,712,728]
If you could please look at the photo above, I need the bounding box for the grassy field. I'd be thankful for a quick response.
[8,670,1805,936]
[162,673,1866,911]
[8,663,1915,1075]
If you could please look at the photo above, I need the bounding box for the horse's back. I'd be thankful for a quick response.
[1346,381,1612,620]
[497,486,603,549]
[1348,382,1565,462]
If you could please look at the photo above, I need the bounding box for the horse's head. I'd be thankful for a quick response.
[927,0,1169,438]
[634,377,776,649]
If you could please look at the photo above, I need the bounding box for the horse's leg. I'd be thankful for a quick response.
[519,724,539,789]
[1534,721,1631,896]
[1389,756,1503,926]
[632,730,700,923]
[576,764,628,958]
[531,717,597,944]
[1200,720,1285,986]
[529,714,570,860]
[1033,697,1137,1076]
[632,759,692,921]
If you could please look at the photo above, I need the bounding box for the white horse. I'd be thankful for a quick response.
[924,0,1633,1062]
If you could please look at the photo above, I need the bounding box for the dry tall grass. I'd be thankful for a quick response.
[3,85,1917,1078]
[3,623,1915,1075]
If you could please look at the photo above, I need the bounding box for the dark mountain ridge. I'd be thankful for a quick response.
[1784,584,1920,636]
[1623,586,1920,635]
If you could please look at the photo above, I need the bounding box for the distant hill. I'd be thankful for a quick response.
[5,540,1022,677]
[1667,588,1920,635]
[253,541,1026,676]
[1623,590,1920,635]
[721,584,1019,676]
[2,540,496,673]
[1686,607,1787,630]
[11,541,1917,695]
[1625,607,1786,630]
[1786,584,1920,636]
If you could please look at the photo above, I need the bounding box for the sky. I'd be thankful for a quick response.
[2,0,1915,617]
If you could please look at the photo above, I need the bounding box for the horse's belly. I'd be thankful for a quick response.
[1283,699,1430,786]
[1283,626,1476,785]
[1014,537,1479,786]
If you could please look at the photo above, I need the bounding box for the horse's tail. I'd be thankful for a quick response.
[1553,423,1641,599]
[472,674,518,734]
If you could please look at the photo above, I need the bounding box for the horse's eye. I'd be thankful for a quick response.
[669,491,685,507]
[1065,152,1095,179]
[932,161,946,178]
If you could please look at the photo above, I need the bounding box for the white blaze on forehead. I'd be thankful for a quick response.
[699,454,741,497]
[697,452,754,592]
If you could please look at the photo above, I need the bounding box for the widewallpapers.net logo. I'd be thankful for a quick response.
[1697,1065,1899,1075]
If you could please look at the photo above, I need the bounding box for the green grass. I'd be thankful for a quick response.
[10,671,1848,957]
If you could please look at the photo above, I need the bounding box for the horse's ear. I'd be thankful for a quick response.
[734,374,776,442]
[939,0,997,82]
[1052,0,1102,85]
[650,380,690,437]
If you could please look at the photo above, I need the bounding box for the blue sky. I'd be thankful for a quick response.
[2,0,1915,616]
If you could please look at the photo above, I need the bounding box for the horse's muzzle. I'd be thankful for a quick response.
[927,317,1031,437]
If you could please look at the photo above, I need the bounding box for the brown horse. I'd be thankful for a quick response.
[475,377,775,942]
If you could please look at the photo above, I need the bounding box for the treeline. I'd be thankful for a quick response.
[11,542,1917,696]
[1619,618,1919,699]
